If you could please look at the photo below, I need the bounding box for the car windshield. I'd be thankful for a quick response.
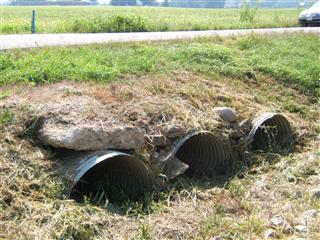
[312,1,320,8]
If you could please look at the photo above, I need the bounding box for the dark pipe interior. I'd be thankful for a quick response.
[175,133,229,176]
[251,115,292,151]
[70,155,154,202]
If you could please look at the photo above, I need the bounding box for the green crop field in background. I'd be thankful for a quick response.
[1,6,301,34]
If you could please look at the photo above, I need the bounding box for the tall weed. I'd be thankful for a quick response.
[240,0,259,23]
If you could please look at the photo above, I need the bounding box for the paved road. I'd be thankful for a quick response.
[1,27,319,50]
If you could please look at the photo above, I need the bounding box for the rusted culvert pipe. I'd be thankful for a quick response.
[58,151,155,202]
[247,112,293,151]
[167,131,233,176]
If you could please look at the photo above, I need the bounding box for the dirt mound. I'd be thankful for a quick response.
[1,71,319,239]
[1,71,316,187]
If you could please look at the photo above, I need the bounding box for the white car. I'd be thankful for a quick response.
[299,1,320,26]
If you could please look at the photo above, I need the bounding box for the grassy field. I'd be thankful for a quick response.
[1,34,319,239]
[1,6,302,34]
[1,34,319,97]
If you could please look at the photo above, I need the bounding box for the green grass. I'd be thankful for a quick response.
[0,109,14,127]
[197,214,266,239]
[1,34,319,96]
[1,6,302,34]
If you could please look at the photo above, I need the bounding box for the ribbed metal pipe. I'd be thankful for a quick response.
[247,112,293,151]
[169,131,232,176]
[58,151,155,202]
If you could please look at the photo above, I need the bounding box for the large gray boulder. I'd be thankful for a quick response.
[40,123,145,151]
[213,107,237,123]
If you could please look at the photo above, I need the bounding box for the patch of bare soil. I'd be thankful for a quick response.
[0,71,319,239]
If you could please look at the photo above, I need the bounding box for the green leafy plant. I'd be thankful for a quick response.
[240,0,259,23]
[137,223,153,240]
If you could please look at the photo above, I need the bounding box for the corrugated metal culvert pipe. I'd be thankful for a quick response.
[247,112,293,151]
[58,151,155,202]
[168,131,233,176]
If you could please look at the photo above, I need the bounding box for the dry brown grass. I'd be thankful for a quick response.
[0,71,319,239]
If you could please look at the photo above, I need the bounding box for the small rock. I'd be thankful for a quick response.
[162,125,186,138]
[300,209,318,225]
[287,175,295,183]
[282,203,293,212]
[270,216,285,226]
[210,237,223,240]
[307,154,317,162]
[0,164,10,172]
[302,209,318,225]
[310,189,320,199]
[216,95,230,102]
[213,107,237,123]
[293,191,302,198]
[163,157,189,180]
[270,216,292,232]
[303,209,318,219]
[294,225,308,233]
[148,135,169,147]
[229,130,243,139]
[264,229,276,238]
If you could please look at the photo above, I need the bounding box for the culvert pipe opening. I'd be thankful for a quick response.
[173,132,231,176]
[249,113,293,151]
[67,152,155,202]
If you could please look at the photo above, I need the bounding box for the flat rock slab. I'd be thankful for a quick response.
[40,123,145,151]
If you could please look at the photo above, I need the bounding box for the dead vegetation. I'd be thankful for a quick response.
[0,71,319,239]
